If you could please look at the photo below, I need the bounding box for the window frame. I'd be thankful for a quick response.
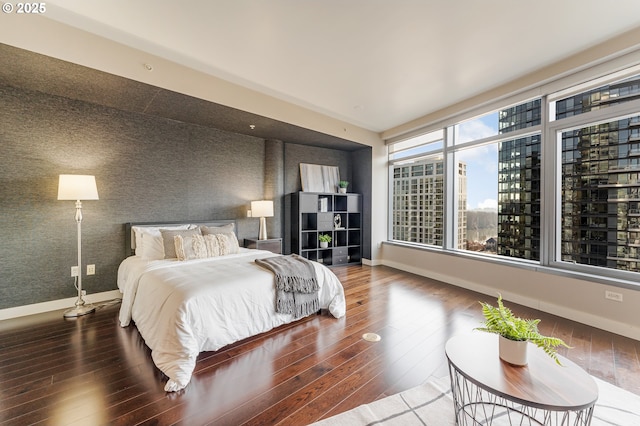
[545,95,640,283]
[387,66,640,290]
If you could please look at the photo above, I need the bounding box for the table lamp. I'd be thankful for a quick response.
[251,200,274,240]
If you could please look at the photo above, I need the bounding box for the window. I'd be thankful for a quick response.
[389,100,542,258]
[452,101,542,260]
[553,76,640,120]
[550,74,640,278]
[388,69,640,285]
[558,112,640,273]
[389,130,445,246]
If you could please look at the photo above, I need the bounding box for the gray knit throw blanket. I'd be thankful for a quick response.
[255,254,320,318]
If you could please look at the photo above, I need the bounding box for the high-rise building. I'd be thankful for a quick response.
[496,135,541,260]
[558,77,640,271]
[392,159,466,248]
[497,101,542,261]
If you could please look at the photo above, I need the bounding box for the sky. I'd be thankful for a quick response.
[455,112,499,210]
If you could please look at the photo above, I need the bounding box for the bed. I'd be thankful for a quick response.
[117,220,346,392]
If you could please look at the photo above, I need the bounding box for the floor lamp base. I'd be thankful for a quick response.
[63,304,96,318]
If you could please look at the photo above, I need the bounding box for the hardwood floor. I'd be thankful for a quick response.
[1,265,639,425]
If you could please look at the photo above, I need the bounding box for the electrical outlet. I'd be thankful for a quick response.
[87,264,95,275]
[605,290,623,302]
[71,266,79,277]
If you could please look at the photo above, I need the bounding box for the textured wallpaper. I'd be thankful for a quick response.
[0,83,352,309]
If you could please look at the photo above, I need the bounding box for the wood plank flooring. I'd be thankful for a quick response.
[1,265,639,425]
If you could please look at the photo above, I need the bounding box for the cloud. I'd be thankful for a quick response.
[457,115,498,143]
[457,143,498,176]
[456,143,497,161]
[478,198,498,209]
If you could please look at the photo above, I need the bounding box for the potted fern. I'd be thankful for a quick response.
[475,295,569,366]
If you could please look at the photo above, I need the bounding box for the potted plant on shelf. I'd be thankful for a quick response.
[338,180,349,193]
[475,295,570,366]
[318,233,331,248]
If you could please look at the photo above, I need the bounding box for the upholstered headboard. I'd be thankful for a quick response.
[124,220,237,257]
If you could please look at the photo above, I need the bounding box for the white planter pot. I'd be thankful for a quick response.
[499,336,528,366]
[338,187,347,193]
[320,241,329,248]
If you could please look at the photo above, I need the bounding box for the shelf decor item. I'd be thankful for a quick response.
[475,295,570,366]
[57,174,99,318]
[300,163,340,193]
[338,180,349,193]
[334,214,342,229]
[318,233,331,248]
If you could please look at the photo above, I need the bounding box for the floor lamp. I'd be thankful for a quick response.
[251,200,274,240]
[58,174,99,318]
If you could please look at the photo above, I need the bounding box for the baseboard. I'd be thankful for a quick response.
[382,259,640,341]
[362,258,383,266]
[0,290,122,321]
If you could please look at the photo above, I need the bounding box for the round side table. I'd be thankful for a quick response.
[445,333,598,425]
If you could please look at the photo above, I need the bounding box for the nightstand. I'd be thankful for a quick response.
[244,238,282,254]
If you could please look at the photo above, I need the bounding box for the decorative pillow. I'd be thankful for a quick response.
[203,233,240,257]
[200,223,235,236]
[160,228,202,259]
[174,234,208,261]
[174,232,240,260]
[221,232,240,254]
[200,224,239,251]
[219,233,240,255]
[133,225,192,260]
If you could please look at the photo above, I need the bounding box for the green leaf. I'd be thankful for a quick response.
[474,294,571,365]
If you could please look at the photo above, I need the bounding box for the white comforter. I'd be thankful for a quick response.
[117,249,346,392]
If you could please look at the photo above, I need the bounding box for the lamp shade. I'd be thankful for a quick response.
[57,175,99,200]
[251,200,274,218]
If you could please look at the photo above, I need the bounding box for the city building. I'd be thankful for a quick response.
[497,100,542,260]
[558,76,640,271]
[496,134,541,260]
[392,159,467,249]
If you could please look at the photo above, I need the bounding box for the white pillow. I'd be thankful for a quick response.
[132,225,192,260]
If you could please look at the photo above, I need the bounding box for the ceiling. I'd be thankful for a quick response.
[18,1,640,133]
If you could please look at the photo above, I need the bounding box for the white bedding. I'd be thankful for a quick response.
[117,248,346,392]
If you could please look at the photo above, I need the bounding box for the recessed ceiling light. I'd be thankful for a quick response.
[143,63,153,71]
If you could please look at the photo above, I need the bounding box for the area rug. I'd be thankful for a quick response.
[310,375,640,425]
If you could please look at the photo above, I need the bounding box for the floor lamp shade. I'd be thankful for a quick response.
[58,174,99,318]
[251,200,273,240]
[57,175,99,201]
